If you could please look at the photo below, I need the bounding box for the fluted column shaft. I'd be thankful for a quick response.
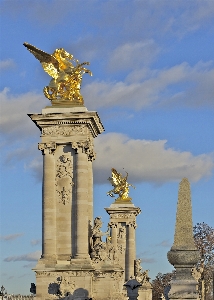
[126,223,136,280]
[39,143,56,259]
[88,160,93,229]
[75,150,89,258]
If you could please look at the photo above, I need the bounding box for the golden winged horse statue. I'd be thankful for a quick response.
[107,168,135,202]
[23,42,92,105]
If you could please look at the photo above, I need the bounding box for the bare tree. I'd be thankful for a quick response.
[151,271,175,300]
[193,222,214,300]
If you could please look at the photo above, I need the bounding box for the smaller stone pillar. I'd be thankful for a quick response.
[105,203,141,282]
[167,178,200,300]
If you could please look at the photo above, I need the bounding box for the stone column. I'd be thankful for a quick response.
[109,222,118,247]
[88,160,93,233]
[126,221,136,280]
[74,143,90,259]
[167,178,200,300]
[38,142,56,260]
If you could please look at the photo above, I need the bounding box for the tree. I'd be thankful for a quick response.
[151,271,175,300]
[193,222,214,300]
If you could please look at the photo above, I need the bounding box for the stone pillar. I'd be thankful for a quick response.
[38,142,56,260]
[88,160,93,233]
[167,178,200,300]
[109,222,118,247]
[74,144,90,259]
[126,221,136,280]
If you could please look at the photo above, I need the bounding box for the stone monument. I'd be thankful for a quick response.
[167,178,200,300]
[24,43,152,300]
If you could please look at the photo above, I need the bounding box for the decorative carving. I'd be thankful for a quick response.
[134,259,151,285]
[38,142,56,154]
[55,155,73,204]
[118,227,126,240]
[72,139,95,161]
[127,220,137,229]
[108,222,118,229]
[107,168,135,202]
[42,125,87,136]
[112,213,136,219]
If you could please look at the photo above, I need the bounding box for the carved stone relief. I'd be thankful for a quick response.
[55,155,73,204]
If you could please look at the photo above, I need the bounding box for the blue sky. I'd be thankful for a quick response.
[0,0,214,295]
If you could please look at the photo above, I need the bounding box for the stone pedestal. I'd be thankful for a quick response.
[30,106,104,299]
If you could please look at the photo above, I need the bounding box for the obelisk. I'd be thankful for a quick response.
[167,178,200,300]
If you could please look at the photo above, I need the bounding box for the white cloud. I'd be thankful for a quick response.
[0,233,24,241]
[93,133,214,184]
[83,61,214,110]
[30,239,42,246]
[23,263,37,268]
[0,59,15,71]
[141,257,156,264]
[4,250,42,262]
[155,240,172,248]
[0,88,49,139]
[109,40,160,71]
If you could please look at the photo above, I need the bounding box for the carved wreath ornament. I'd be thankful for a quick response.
[55,155,73,204]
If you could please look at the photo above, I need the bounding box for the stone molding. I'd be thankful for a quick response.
[28,111,104,138]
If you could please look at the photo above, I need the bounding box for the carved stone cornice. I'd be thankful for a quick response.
[38,142,56,154]
[28,111,104,138]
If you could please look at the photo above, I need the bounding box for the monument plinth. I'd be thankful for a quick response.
[167,178,200,300]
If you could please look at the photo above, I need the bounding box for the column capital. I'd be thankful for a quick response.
[108,221,118,228]
[38,142,56,154]
[127,220,137,229]
[71,139,95,161]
